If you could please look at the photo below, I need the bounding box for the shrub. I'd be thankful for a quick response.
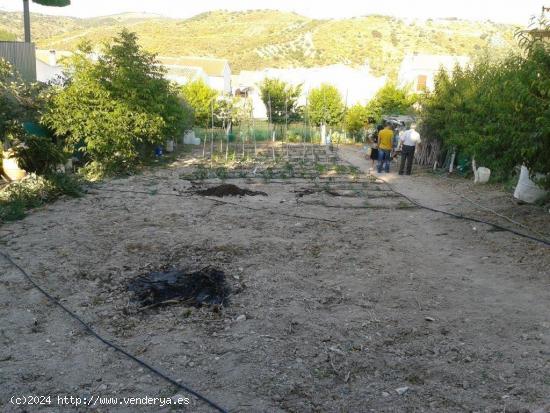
[180,79,216,128]
[420,30,550,188]
[0,173,82,222]
[43,30,193,177]
[11,134,66,176]
[344,104,370,140]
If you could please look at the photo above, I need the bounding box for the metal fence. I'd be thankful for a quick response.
[0,41,36,82]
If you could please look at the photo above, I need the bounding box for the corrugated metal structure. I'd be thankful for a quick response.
[0,41,37,82]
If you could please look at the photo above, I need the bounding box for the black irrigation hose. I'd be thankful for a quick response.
[376,177,550,247]
[0,250,229,413]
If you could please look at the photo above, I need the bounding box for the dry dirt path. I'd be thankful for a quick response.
[0,145,548,413]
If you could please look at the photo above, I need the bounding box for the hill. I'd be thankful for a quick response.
[0,10,519,76]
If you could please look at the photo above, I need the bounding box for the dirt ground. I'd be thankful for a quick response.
[0,144,549,413]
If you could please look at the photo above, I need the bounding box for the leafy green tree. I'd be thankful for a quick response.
[259,78,302,125]
[366,82,417,122]
[306,84,345,127]
[420,20,550,188]
[43,30,192,176]
[344,103,370,140]
[180,79,217,127]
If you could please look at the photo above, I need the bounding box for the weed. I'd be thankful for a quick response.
[214,166,228,181]
[283,162,295,178]
[261,167,274,182]
[193,164,209,180]
[0,173,82,223]
[315,162,327,174]
[334,164,349,174]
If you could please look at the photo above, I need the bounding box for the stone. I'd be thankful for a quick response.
[395,386,409,395]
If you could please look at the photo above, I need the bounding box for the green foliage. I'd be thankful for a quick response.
[11,134,66,176]
[180,79,217,127]
[366,82,417,122]
[307,84,344,126]
[0,59,41,137]
[344,104,370,139]
[42,30,193,176]
[0,173,82,222]
[259,78,302,124]
[420,22,550,188]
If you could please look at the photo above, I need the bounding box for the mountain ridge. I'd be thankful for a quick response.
[0,9,519,76]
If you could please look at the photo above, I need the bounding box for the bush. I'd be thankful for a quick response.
[0,59,44,137]
[420,32,550,188]
[43,30,193,177]
[180,79,216,128]
[11,134,66,176]
[0,173,82,222]
[344,104,370,140]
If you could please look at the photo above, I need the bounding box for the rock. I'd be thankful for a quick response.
[97,384,107,391]
[424,317,435,322]
[382,391,390,397]
[395,386,409,395]
[236,314,246,322]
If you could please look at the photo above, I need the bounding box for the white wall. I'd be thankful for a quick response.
[397,55,470,92]
[235,64,387,120]
[36,59,63,83]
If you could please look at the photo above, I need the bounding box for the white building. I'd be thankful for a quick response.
[234,63,387,119]
[164,65,208,85]
[397,54,470,93]
[35,49,67,83]
[160,56,231,94]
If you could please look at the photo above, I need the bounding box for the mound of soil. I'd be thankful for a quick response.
[128,267,230,308]
[196,184,267,197]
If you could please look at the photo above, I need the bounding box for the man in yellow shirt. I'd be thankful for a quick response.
[377,123,394,173]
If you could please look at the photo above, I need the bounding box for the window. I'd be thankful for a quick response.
[417,74,427,92]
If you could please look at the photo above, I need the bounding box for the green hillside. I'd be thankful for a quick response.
[0,10,520,76]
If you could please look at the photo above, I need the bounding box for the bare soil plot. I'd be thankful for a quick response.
[0,144,549,412]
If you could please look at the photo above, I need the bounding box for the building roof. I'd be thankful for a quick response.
[164,65,207,85]
[159,56,229,77]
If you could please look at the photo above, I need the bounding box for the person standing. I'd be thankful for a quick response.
[377,123,394,173]
[399,123,421,175]
[369,124,382,169]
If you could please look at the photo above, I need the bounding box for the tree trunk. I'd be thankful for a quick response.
[320,123,327,145]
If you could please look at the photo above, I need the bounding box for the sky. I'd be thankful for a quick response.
[0,0,546,25]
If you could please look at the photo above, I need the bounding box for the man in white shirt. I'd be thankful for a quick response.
[398,123,421,175]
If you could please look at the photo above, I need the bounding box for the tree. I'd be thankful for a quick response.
[366,82,417,122]
[22,0,70,43]
[259,78,302,125]
[180,79,217,128]
[420,20,550,188]
[43,30,193,176]
[306,84,345,127]
[344,103,370,140]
